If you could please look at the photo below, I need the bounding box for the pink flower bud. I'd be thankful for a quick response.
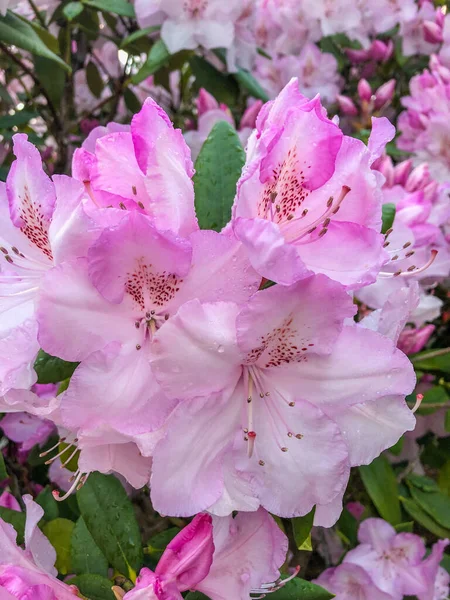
[369,40,388,62]
[423,180,439,202]
[384,40,394,62]
[393,159,413,186]
[337,94,358,116]
[397,325,435,355]
[345,48,370,63]
[376,155,395,187]
[346,501,365,520]
[357,79,372,102]
[374,79,396,110]
[423,20,443,44]
[240,100,263,129]
[196,88,219,116]
[405,163,430,192]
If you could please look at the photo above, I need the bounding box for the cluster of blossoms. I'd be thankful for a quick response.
[1,75,449,596]
[315,518,450,600]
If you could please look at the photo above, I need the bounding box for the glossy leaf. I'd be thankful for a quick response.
[190,55,239,105]
[35,56,66,106]
[194,120,245,231]
[83,0,135,17]
[0,12,70,71]
[292,507,315,551]
[71,517,109,577]
[359,455,402,524]
[34,350,79,384]
[0,111,39,128]
[400,496,450,538]
[381,203,396,234]
[408,486,450,529]
[43,518,75,575]
[36,486,59,522]
[0,507,25,545]
[233,67,269,101]
[77,472,143,579]
[86,61,104,98]
[186,579,334,600]
[0,452,7,481]
[68,574,115,600]
[132,40,170,84]
[411,349,450,374]
[146,527,180,561]
[63,1,84,20]
[120,26,159,49]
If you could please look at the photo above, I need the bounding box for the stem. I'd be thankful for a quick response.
[28,0,46,28]
[411,347,450,363]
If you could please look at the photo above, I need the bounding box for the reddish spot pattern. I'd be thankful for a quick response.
[125,260,182,310]
[19,185,53,260]
[246,315,312,368]
[183,0,208,17]
[258,147,309,224]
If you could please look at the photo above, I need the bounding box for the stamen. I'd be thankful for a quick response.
[60,446,79,469]
[44,441,77,465]
[248,431,257,458]
[39,437,66,457]
[379,250,438,279]
[247,376,254,457]
[251,566,300,597]
[52,470,86,502]
[412,393,423,413]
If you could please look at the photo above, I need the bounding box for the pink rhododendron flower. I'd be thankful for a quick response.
[0,413,54,455]
[254,44,342,103]
[314,563,393,600]
[36,210,259,489]
[0,492,20,512]
[344,518,449,599]
[135,0,246,55]
[73,98,198,238]
[397,323,435,355]
[231,79,392,289]
[120,508,289,600]
[400,1,442,57]
[149,273,415,521]
[0,495,79,599]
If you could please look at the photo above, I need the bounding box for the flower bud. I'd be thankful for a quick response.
[374,79,396,109]
[423,20,444,44]
[405,163,430,192]
[397,325,435,355]
[357,78,372,102]
[196,88,219,116]
[240,100,263,129]
[337,94,358,116]
[393,159,413,186]
[376,155,395,187]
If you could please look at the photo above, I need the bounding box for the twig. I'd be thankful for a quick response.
[28,0,46,28]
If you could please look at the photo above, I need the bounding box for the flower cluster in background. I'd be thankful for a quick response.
[0,1,450,600]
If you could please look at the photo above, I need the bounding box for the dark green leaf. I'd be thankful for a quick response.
[394,521,414,533]
[14,14,61,55]
[292,507,315,550]
[438,460,450,496]
[389,436,404,456]
[0,507,25,545]
[400,496,450,538]
[132,40,171,84]
[441,553,450,574]
[336,508,358,546]
[36,486,59,522]
[0,111,39,128]
[187,578,334,600]
[0,452,7,481]
[445,409,450,433]
[194,120,245,231]
[43,518,75,575]
[0,12,70,71]
[120,26,159,50]
[63,1,84,20]
[71,517,109,577]
[408,486,450,529]
[360,455,402,524]
[68,574,115,600]
[410,349,450,374]
[124,88,141,113]
[381,203,396,234]
[83,0,135,17]
[190,56,239,106]
[233,68,269,102]
[34,350,79,384]
[146,527,180,561]
[406,474,440,493]
[34,56,66,106]
[77,472,143,579]
[86,61,104,98]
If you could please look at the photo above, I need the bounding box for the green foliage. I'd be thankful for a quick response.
[77,472,143,579]
[71,517,109,577]
[0,507,25,545]
[381,203,396,234]
[194,120,245,231]
[411,349,450,374]
[86,61,104,98]
[146,527,180,562]
[36,486,60,522]
[63,2,85,21]
[43,518,75,575]
[360,455,402,525]
[0,452,7,482]
[0,12,70,71]
[400,496,450,538]
[132,40,171,84]
[185,579,334,600]
[292,507,315,551]
[82,0,135,17]
[190,56,239,106]
[233,68,269,102]
[68,574,115,600]
[34,350,79,384]
[0,111,39,128]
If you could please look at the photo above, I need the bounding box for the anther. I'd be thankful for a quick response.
[383,241,390,248]
[137,201,145,209]
[308,227,317,234]
[146,312,151,318]
[259,392,264,398]
[259,460,265,466]
[319,228,328,237]
[332,206,340,214]
[287,432,293,437]
[289,402,295,407]
[270,191,277,202]
[247,397,252,403]
[281,447,288,452]
[403,241,411,248]
[393,270,402,277]
[407,265,416,271]
[391,255,399,260]
[265,392,270,396]
[0,247,7,254]
[287,214,294,220]
[5,256,13,263]
[302,209,308,217]
[296,434,303,439]
[405,251,415,257]
[11,247,19,254]
[323,218,331,228]
[132,185,137,195]
[135,321,140,329]
[276,204,281,213]
[136,344,141,350]
[385,228,393,237]
[243,428,248,433]
[327,196,333,207]
[119,202,126,210]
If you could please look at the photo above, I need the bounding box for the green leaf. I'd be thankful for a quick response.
[86,61,104,98]
[77,472,143,579]
[381,203,396,234]
[292,507,315,550]
[83,0,135,17]
[190,55,239,106]
[359,455,402,524]
[36,486,59,522]
[194,120,245,231]
[394,521,414,533]
[233,68,269,101]
[71,517,109,577]
[34,350,79,384]
[63,1,84,20]
[389,436,404,456]
[410,349,450,374]
[124,88,141,113]
[400,496,450,538]
[406,474,440,493]
[0,12,70,71]
[438,460,450,496]
[34,56,66,106]
[68,574,115,600]
[132,40,171,84]
[146,527,180,561]
[120,26,159,50]
[43,518,75,575]
[0,452,7,481]
[441,553,450,574]
[445,410,450,433]
[408,486,450,529]
[0,111,39,128]
[186,578,334,600]
[0,507,26,545]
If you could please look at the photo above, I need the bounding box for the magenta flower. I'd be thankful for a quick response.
[344,518,449,599]
[36,211,259,489]
[231,79,392,289]
[0,495,79,599]
[120,508,289,600]
[149,274,415,521]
